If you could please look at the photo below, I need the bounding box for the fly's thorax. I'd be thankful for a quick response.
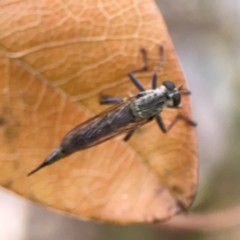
[130,83,181,119]
[130,88,167,119]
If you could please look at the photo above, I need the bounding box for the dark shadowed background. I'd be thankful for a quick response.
[1,0,240,239]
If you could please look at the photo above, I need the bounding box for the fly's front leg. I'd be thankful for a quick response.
[128,73,146,91]
[151,71,158,89]
[100,48,149,104]
[128,47,150,91]
[129,47,149,74]
[167,114,197,132]
[99,95,125,105]
[155,114,197,133]
[128,45,165,74]
[128,45,166,91]
[156,45,165,70]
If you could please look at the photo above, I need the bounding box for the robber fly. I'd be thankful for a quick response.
[28,46,196,176]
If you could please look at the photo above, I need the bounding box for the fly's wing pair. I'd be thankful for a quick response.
[61,96,150,154]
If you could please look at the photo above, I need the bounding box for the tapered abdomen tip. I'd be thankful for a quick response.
[27,161,50,176]
[27,147,65,176]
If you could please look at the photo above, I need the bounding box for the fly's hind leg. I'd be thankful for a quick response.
[155,114,197,133]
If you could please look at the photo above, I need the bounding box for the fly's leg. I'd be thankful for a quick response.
[152,71,158,89]
[151,45,166,89]
[157,45,165,70]
[128,73,146,91]
[155,115,167,133]
[130,47,149,74]
[99,48,148,103]
[167,114,197,132]
[101,45,165,98]
[130,45,165,74]
[123,128,136,142]
[128,45,165,91]
[99,95,125,105]
[128,47,149,91]
[155,114,197,133]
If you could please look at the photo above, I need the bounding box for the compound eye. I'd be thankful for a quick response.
[163,81,175,91]
[172,93,181,106]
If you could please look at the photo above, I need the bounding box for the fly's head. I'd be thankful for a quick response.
[162,81,181,108]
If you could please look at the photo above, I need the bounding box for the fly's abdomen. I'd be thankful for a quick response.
[61,103,136,154]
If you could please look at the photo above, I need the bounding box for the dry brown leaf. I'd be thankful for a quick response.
[0,0,198,223]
